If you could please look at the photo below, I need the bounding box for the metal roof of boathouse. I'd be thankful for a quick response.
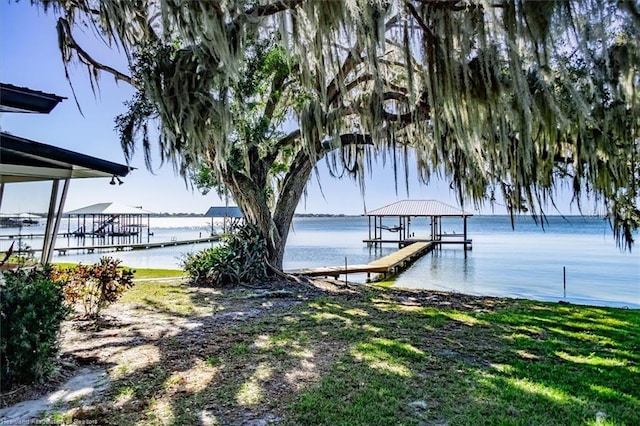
[365,200,472,217]
[65,202,152,215]
[204,206,243,218]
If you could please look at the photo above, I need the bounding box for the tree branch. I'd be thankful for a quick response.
[262,129,302,167]
[272,148,314,261]
[321,133,374,151]
[414,0,486,12]
[328,74,372,106]
[339,133,374,147]
[326,50,362,106]
[67,0,101,15]
[58,18,133,86]
[245,0,305,17]
[383,91,410,102]
[263,73,289,120]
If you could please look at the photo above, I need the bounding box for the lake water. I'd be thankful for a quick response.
[2,215,638,308]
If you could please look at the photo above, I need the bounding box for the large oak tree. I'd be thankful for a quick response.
[31,0,639,269]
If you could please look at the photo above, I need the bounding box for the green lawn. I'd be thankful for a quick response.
[59,278,640,425]
[52,262,184,279]
[283,294,639,425]
[130,267,185,279]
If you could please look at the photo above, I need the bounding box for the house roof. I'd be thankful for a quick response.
[365,200,473,217]
[0,132,132,183]
[204,206,243,218]
[0,83,66,113]
[65,202,152,215]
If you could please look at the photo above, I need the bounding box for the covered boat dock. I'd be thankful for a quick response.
[64,202,152,244]
[204,206,243,234]
[291,200,473,281]
[364,200,473,250]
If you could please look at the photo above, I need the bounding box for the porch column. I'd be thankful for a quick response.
[41,179,68,264]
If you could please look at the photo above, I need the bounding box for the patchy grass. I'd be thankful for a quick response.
[131,268,185,279]
[51,262,82,268]
[52,262,184,279]
[44,283,639,425]
[370,279,395,288]
[118,277,218,317]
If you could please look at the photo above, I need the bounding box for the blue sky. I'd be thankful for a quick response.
[1,2,588,216]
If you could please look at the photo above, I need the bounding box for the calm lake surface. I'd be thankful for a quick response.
[3,215,638,308]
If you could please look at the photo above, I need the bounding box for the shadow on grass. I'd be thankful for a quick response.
[61,286,639,425]
[121,279,224,318]
[289,293,639,425]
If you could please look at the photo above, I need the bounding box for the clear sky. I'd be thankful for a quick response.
[0,2,591,216]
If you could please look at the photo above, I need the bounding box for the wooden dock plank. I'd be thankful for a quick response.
[292,264,375,277]
[290,241,434,278]
[368,242,432,269]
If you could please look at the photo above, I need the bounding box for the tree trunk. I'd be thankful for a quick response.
[221,151,315,272]
[271,152,314,268]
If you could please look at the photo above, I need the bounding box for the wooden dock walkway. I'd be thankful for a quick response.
[290,241,434,279]
[22,236,220,255]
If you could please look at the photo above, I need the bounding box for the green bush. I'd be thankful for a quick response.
[49,257,135,319]
[0,267,71,391]
[182,223,267,286]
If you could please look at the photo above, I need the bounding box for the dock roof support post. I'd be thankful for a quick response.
[402,216,406,242]
[374,216,378,247]
[463,216,468,250]
[431,216,435,240]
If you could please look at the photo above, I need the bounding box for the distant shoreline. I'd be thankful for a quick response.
[148,213,608,219]
[22,212,609,219]
[151,213,360,218]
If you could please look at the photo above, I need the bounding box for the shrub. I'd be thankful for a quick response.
[182,223,267,286]
[0,267,71,391]
[181,246,227,285]
[49,257,135,319]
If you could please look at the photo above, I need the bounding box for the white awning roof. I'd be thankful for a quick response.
[365,200,472,217]
[65,202,152,215]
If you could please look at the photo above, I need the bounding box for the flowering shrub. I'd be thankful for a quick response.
[49,257,135,319]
